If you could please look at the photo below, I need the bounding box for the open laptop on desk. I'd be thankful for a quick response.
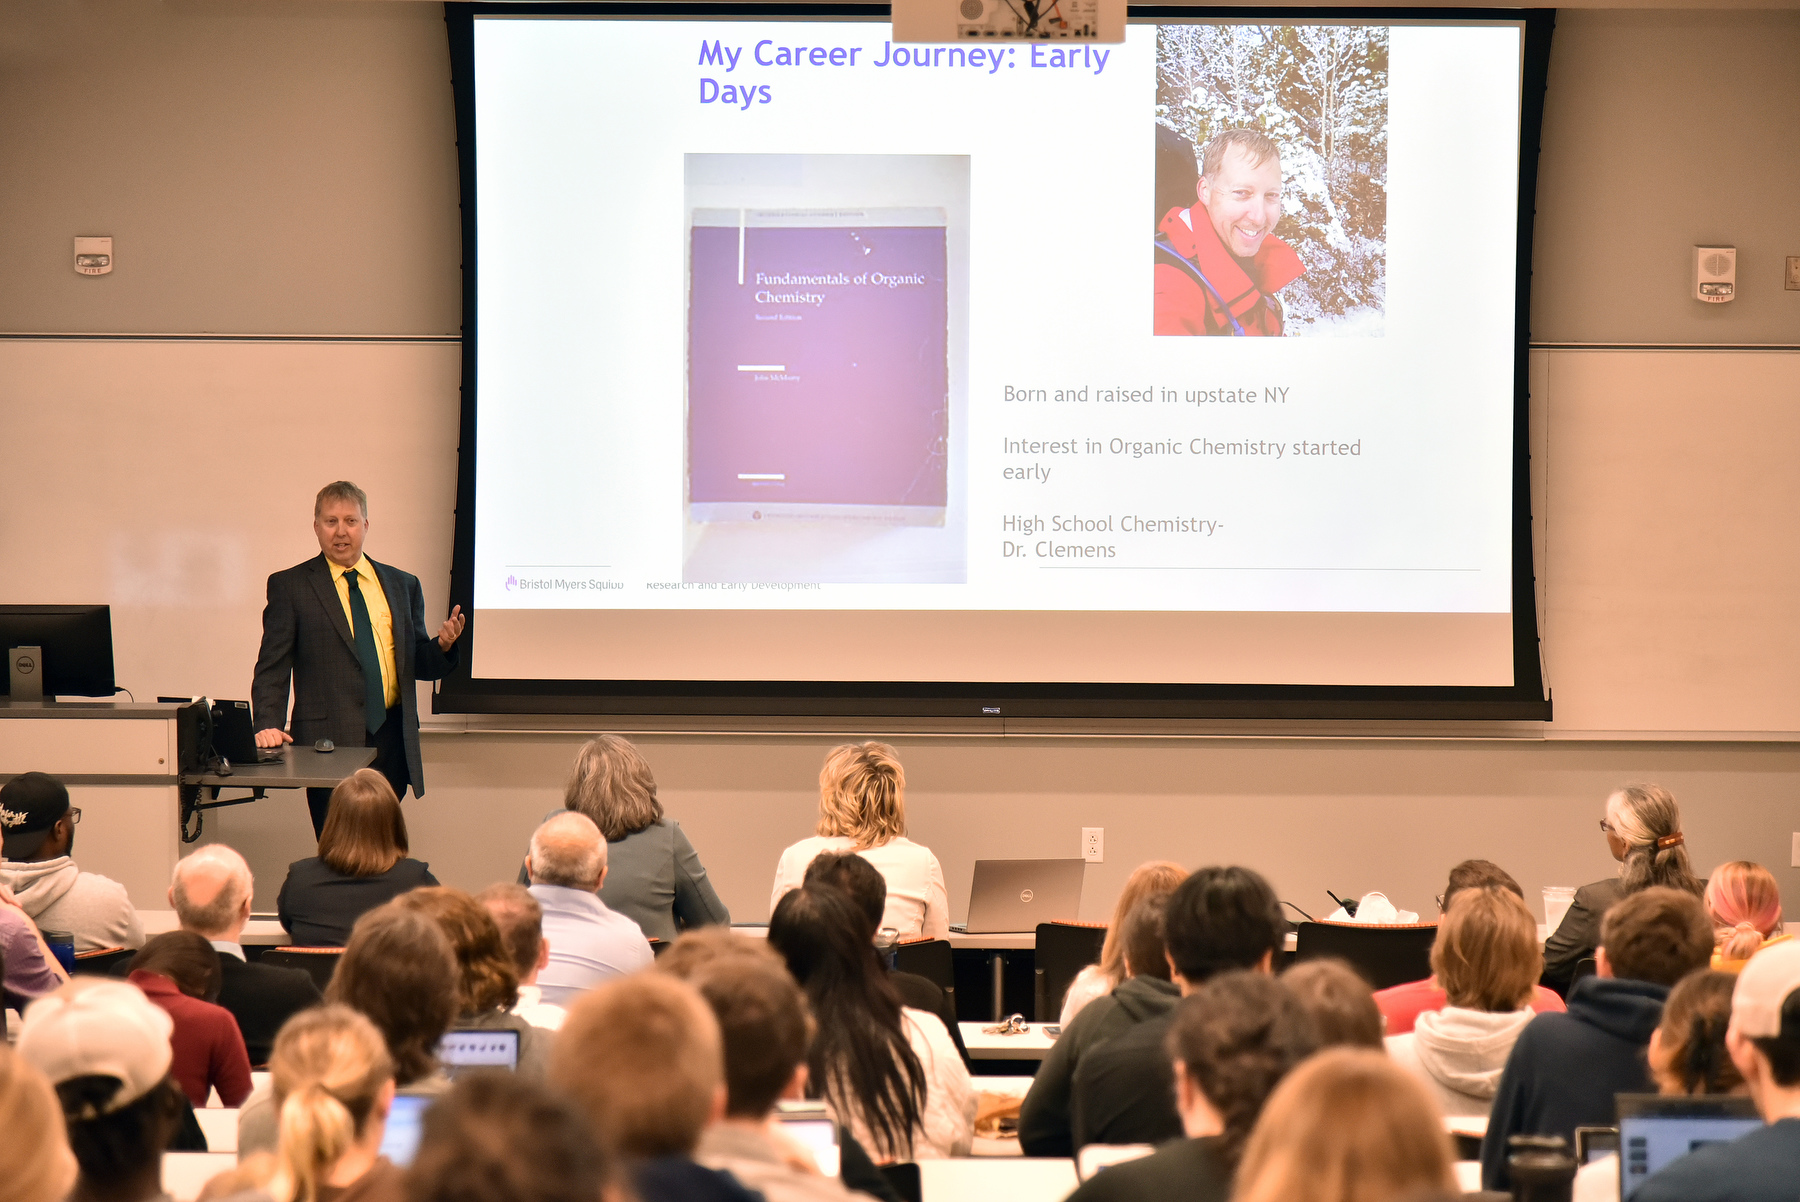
[958,859,1085,933]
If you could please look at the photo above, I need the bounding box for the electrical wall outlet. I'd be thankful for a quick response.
[1082,827,1104,863]
[1791,832,1800,868]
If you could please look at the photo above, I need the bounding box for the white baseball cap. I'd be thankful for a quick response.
[1730,938,1800,1040]
[17,980,173,1115]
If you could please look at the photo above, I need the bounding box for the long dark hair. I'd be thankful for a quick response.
[767,884,925,1160]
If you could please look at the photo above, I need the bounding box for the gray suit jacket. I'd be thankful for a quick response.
[251,553,456,796]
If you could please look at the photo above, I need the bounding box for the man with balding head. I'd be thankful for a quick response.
[526,812,654,1006]
[170,844,320,1063]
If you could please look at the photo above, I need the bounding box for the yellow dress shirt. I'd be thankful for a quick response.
[329,554,399,709]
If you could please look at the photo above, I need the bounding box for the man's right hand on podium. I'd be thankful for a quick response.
[255,728,293,749]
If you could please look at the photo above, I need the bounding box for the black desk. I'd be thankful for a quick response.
[179,746,376,842]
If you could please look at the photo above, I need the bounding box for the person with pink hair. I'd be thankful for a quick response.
[1706,861,1791,972]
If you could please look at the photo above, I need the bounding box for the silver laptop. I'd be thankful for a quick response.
[962,859,1086,933]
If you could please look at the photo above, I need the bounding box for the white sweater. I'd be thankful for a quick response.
[835,1007,975,1162]
[771,836,950,940]
[1386,1005,1536,1118]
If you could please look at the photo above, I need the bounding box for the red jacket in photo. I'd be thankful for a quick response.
[130,969,254,1107]
[1154,204,1305,337]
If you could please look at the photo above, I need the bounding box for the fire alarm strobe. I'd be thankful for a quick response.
[1695,245,1735,304]
[74,236,112,276]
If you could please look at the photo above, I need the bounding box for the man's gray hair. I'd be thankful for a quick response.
[528,811,608,890]
[314,480,368,519]
[171,844,254,936]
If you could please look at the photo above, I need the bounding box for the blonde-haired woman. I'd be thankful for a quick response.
[516,735,729,943]
[1059,860,1187,1024]
[220,1004,401,1202]
[1232,1048,1457,1202]
[1543,784,1703,990]
[0,1044,77,1202]
[771,743,948,939]
[1705,860,1790,971]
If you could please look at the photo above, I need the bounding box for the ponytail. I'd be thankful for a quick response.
[1609,786,1701,897]
[1721,922,1765,963]
[270,1084,359,1202]
[265,1005,394,1202]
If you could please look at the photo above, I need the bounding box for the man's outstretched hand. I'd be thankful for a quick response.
[437,604,466,651]
[255,728,293,749]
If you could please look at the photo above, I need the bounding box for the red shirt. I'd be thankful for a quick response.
[130,970,254,1107]
[1374,976,1567,1037]
[1154,204,1305,337]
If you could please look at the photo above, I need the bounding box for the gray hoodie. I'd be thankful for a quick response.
[0,856,144,953]
[1386,1005,1535,1118]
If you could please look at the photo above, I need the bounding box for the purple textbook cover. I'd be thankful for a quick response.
[687,209,949,520]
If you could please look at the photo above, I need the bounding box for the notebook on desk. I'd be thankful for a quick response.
[962,859,1085,933]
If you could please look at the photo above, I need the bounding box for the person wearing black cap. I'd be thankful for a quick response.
[0,772,143,953]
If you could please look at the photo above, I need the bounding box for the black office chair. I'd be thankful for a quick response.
[260,947,344,990]
[1034,921,1107,1021]
[1291,921,1437,990]
[879,1163,921,1202]
[1570,956,1598,986]
[892,938,955,995]
[71,947,135,977]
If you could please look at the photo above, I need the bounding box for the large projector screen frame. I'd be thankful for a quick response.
[438,2,1555,724]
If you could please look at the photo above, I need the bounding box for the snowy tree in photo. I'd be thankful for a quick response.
[1156,23,1388,335]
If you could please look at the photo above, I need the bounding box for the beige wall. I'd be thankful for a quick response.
[4,4,1800,920]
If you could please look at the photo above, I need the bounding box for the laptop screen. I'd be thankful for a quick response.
[437,1029,520,1076]
[1616,1095,1761,1199]
[377,1094,432,1167]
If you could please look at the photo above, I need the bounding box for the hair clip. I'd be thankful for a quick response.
[1656,832,1686,849]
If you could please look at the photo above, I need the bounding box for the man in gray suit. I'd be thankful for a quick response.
[252,481,465,836]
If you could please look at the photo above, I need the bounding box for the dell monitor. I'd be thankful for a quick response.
[0,605,117,699]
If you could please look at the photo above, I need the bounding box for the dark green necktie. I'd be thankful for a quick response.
[345,569,387,734]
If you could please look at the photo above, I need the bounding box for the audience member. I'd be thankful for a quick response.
[1232,1048,1457,1202]
[0,773,143,952]
[172,846,323,1064]
[19,979,192,1202]
[218,1004,404,1202]
[1064,972,1317,1202]
[0,1043,77,1202]
[474,884,564,1030]
[277,771,439,947]
[771,743,948,940]
[801,851,967,1064]
[1021,893,1178,1156]
[1544,784,1702,989]
[1571,969,1744,1202]
[1280,959,1383,1049]
[1628,941,1800,1201]
[769,882,974,1160]
[1372,859,1565,1035]
[1705,859,1790,972]
[391,887,554,1078]
[536,734,730,942]
[241,903,460,1158]
[524,812,654,1003]
[551,973,761,1202]
[1483,885,1714,1190]
[1067,866,1285,1150]
[127,931,253,1107]
[1386,887,1543,1117]
[1058,860,1187,1024]
[1,880,68,1012]
[403,1072,613,1202]
[663,940,865,1202]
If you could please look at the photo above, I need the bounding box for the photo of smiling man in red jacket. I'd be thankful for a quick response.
[1154,128,1306,337]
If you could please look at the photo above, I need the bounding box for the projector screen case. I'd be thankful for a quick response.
[440,3,1555,724]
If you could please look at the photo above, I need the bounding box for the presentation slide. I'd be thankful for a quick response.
[468,13,1526,688]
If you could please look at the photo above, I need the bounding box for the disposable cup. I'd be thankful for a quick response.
[1542,887,1576,935]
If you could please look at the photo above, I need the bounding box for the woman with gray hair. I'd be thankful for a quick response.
[1543,784,1703,990]
[519,735,728,944]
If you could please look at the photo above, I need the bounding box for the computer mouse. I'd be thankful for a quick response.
[314,739,335,753]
